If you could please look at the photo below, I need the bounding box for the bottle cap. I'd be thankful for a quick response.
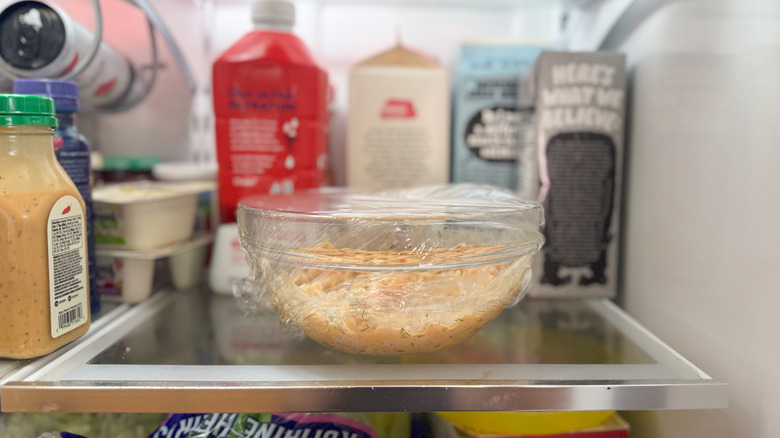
[252,0,295,29]
[13,78,79,112]
[0,93,57,127]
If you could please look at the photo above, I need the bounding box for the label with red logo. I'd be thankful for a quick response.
[347,67,451,190]
[47,195,89,337]
[380,99,416,119]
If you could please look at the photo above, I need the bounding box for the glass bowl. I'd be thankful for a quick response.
[235,184,544,356]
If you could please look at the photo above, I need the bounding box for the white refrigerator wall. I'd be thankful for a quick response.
[600,0,780,437]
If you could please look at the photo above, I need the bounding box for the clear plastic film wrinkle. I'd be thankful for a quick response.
[235,184,544,356]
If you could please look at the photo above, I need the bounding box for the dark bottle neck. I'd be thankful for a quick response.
[55,112,76,129]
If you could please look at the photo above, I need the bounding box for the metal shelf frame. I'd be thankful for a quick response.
[0,289,727,413]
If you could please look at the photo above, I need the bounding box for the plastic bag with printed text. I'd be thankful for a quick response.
[147,412,411,438]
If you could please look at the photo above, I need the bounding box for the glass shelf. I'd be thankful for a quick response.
[0,284,726,413]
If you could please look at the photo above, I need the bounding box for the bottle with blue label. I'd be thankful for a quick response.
[13,78,99,314]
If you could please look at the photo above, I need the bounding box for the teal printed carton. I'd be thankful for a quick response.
[451,41,550,189]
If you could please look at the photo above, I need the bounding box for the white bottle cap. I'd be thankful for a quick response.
[252,0,295,29]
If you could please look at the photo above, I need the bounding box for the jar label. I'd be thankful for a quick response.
[47,195,90,338]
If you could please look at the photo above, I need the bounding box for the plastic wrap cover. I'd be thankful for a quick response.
[235,184,544,355]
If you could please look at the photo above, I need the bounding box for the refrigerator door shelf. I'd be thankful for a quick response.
[0,286,727,413]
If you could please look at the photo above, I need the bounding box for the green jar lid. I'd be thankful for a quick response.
[0,93,58,127]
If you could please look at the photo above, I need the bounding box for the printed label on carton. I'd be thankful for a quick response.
[348,67,450,189]
[452,43,547,190]
[525,51,626,298]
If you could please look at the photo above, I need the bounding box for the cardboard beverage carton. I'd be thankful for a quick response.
[347,44,450,190]
[451,41,549,190]
[523,51,627,297]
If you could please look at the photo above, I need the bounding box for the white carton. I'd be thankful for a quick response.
[347,44,450,189]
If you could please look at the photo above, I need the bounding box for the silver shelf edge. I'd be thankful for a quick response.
[1,379,727,413]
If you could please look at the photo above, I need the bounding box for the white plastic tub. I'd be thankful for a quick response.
[96,233,212,303]
[93,182,204,250]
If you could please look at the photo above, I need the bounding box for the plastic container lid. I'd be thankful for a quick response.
[240,184,544,221]
[12,78,79,112]
[153,161,217,182]
[252,0,295,28]
[93,181,206,204]
[0,94,57,127]
[238,184,545,268]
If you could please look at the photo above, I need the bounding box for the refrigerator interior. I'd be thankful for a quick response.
[0,0,778,437]
[32,0,573,184]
